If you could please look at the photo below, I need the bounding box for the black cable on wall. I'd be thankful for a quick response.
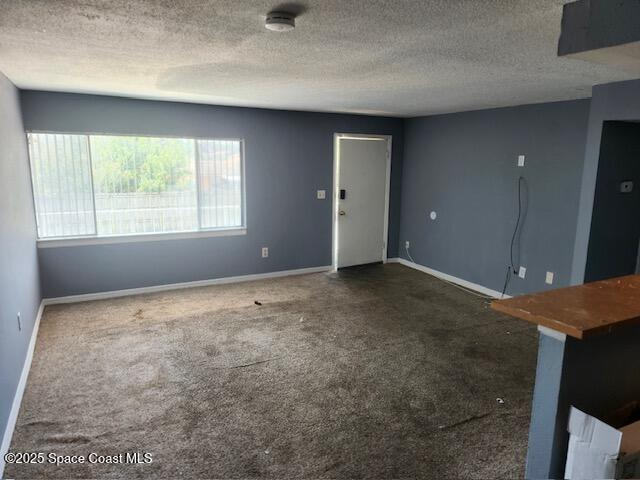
[501,176,526,298]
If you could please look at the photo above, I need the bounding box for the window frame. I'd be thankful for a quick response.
[27,131,247,247]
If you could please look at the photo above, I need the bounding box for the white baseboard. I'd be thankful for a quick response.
[390,257,509,299]
[44,265,333,305]
[0,300,45,478]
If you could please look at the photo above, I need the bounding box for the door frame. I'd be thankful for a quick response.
[332,133,392,271]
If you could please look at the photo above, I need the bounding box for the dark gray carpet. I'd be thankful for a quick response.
[6,263,537,479]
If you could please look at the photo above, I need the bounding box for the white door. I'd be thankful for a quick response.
[335,136,390,268]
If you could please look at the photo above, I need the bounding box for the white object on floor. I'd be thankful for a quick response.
[565,407,621,480]
[565,406,640,480]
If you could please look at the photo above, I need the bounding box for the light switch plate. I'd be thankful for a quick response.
[317,190,326,199]
[545,271,554,285]
[518,155,526,167]
[518,266,527,279]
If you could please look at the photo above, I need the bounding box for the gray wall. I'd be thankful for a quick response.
[399,100,591,296]
[20,91,404,298]
[572,79,640,284]
[585,121,640,282]
[0,75,41,442]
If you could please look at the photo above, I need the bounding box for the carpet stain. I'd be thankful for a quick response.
[6,264,536,479]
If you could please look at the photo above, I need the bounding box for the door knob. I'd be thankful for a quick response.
[339,210,346,216]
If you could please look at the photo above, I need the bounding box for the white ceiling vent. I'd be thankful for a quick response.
[265,11,295,32]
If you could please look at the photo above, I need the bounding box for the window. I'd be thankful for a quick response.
[28,133,244,240]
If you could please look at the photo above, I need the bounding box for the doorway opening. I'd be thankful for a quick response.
[332,134,391,271]
[585,121,640,282]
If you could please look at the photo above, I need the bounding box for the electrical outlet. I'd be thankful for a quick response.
[518,266,527,279]
[518,155,525,167]
[17,312,21,331]
[261,247,269,258]
[546,271,554,285]
[317,190,326,199]
[405,241,410,249]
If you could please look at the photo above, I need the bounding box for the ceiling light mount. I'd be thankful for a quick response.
[265,11,295,32]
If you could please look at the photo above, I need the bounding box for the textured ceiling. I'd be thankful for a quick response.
[0,0,635,117]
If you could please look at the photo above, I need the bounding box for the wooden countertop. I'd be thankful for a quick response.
[491,275,640,339]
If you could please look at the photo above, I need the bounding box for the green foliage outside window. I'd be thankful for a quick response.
[91,135,195,194]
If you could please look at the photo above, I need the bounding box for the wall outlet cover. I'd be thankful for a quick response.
[317,190,326,199]
[405,241,410,249]
[518,155,526,167]
[546,271,554,285]
[430,211,437,220]
[518,266,527,279]
[261,247,269,258]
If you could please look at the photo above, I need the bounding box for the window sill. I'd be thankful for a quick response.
[36,228,247,248]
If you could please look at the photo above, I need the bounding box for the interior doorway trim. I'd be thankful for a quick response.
[332,133,392,271]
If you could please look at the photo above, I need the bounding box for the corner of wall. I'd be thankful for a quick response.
[0,72,43,475]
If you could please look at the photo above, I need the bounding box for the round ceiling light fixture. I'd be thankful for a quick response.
[265,11,295,32]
